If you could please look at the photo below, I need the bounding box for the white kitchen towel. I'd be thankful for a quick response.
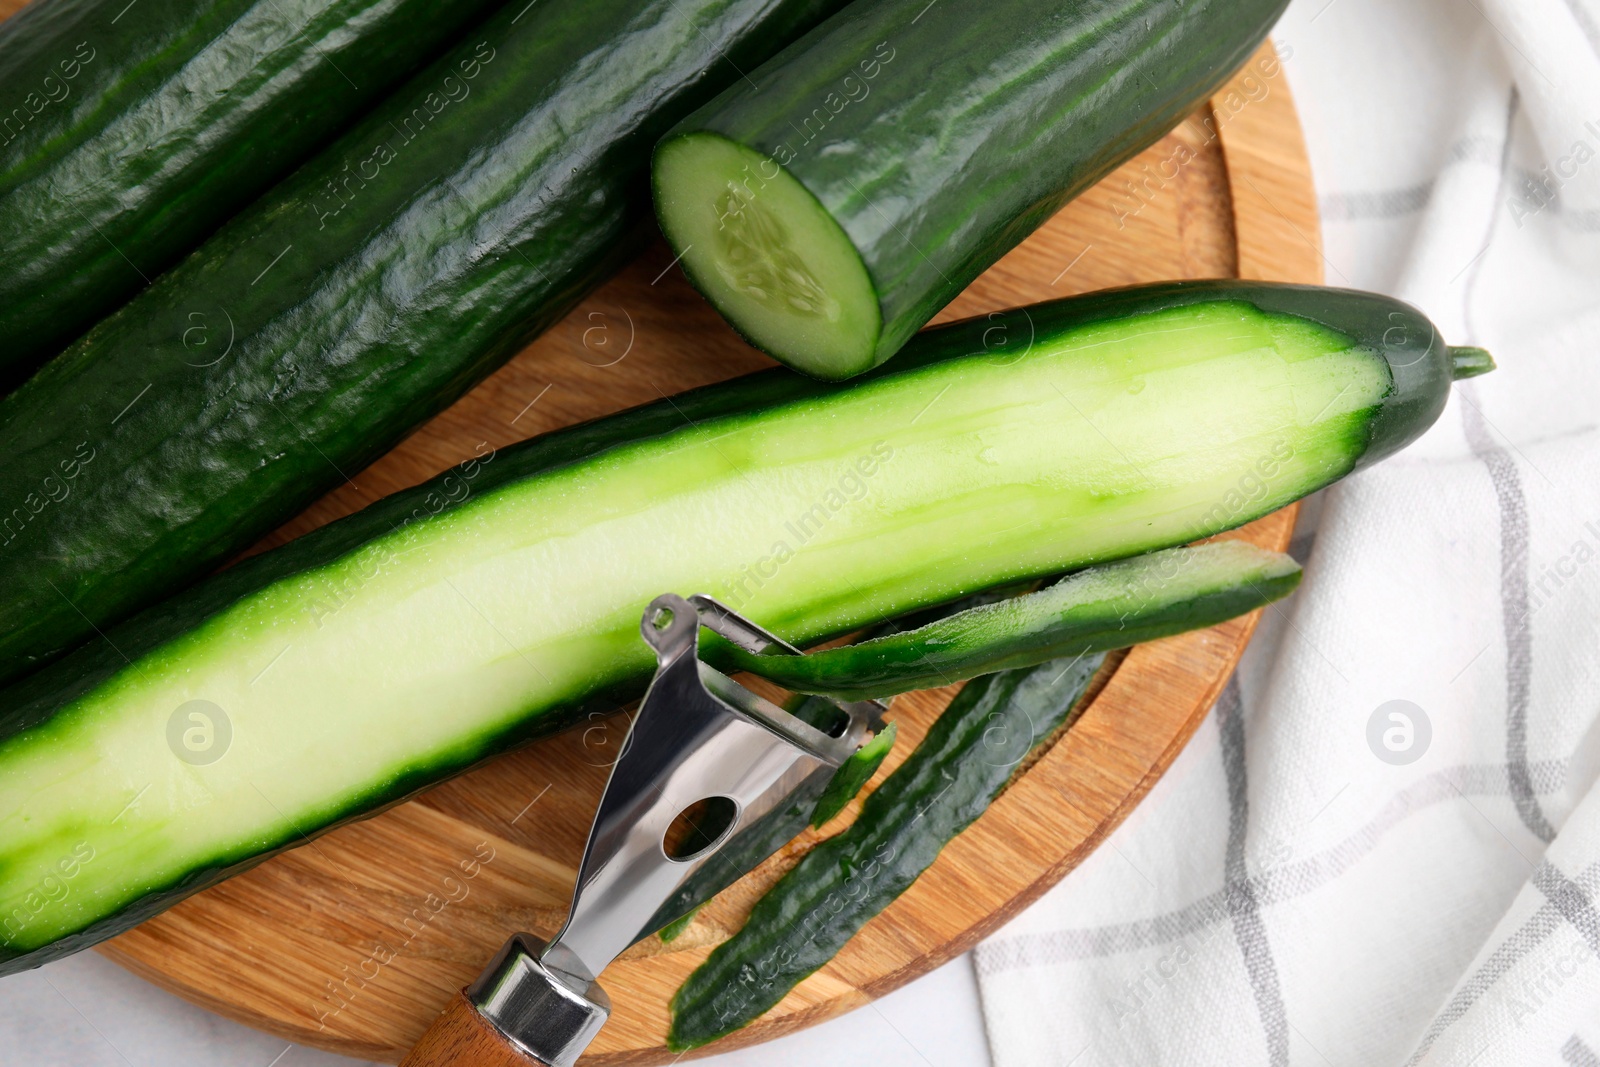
[973,0,1600,1064]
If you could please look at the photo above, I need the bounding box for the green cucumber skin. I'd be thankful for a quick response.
[660,0,1290,374]
[0,0,507,379]
[668,653,1106,1050]
[729,542,1302,700]
[810,720,895,827]
[0,281,1453,973]
[0,0,852,687]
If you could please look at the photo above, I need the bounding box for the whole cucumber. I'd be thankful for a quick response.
[0,0,851,686]
[0,0,508,379]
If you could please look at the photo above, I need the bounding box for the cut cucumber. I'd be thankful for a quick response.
[654,0,1293,378]
[729,541,1301,700]
[0,281,1479,971]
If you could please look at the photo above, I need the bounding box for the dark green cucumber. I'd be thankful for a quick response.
[731,541,1301,700]
[0,0,509,379]
[653,0,1291,379]
[0,281,1479,972]
[668,652,1106,1050]
[0,0,852,687]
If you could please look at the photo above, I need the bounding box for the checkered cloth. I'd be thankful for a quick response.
[973,0,1600,1063]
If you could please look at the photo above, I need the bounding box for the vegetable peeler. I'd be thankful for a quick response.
[400,593,884,1066]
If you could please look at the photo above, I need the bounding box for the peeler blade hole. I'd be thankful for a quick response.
[662,795,738,861]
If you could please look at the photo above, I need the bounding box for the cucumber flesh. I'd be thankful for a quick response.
[654,133,878,377]
[657,907,700,943]
[0,282,1469,969]
[728,542,1301,700]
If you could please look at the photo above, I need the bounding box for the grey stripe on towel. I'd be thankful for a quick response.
[974,759,1567,975]
[1218,680,1290,1066]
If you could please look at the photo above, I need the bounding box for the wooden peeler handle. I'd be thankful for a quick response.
[400,991,549,1067]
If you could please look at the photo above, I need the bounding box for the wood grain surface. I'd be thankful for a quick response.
[398,993,549,1067]
[50,37,1325,1066]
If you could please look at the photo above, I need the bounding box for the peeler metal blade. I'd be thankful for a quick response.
[463,593,884,1067]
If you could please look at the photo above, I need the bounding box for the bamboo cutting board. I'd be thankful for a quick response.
[73,41,1323,1065]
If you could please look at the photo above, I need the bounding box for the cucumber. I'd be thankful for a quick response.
[0,281,1479,971]
[0,0,853,687]
[731,541,1301,700]
[0,0,509,380]
[652,0,1292,379]
[668,652,1107,1050]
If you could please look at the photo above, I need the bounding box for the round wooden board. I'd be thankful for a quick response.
[89,41,1322,1065]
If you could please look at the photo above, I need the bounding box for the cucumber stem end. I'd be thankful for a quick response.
[1449,346,1496,380]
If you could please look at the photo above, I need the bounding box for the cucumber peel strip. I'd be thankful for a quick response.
[650,720,897,942]
[658,906,701,943]
[810,720,896,829]
[668,651,1106,1049]
[726,540,1301,701]
[659,539,1295,1015]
